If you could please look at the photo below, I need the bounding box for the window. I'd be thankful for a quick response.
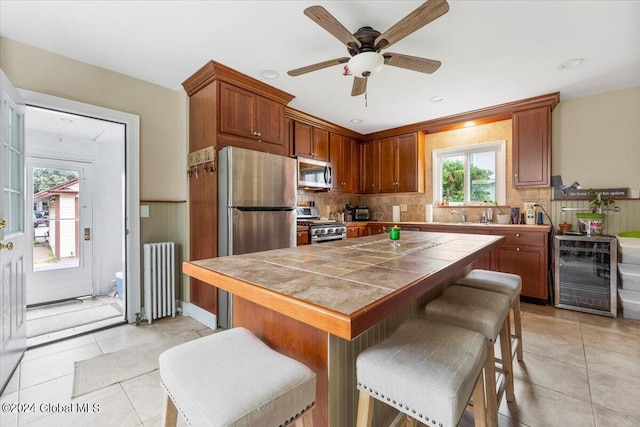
[433,140,506,205]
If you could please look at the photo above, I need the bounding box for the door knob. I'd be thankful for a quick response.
[0,219,5,229]
[0,242,13,251]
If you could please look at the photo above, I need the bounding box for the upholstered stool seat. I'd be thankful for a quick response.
[159,327,316,427]
[424,286,513,426]
[457,269,523,361]
[356,317,487,427]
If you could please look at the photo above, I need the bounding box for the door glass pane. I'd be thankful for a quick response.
[2,99,23,233]
[469,151,496,202]
[33,168,80,272]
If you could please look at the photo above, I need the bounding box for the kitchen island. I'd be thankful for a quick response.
[183,231,503,426]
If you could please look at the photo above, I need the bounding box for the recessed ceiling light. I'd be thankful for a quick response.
[261,69,280,79]
[429,96,446,103]
[350,119,362,124]
[558,58,585,70]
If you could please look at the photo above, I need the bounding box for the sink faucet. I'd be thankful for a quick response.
[451,209,466,223]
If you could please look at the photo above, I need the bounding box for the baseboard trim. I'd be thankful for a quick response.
[181,301,218,330]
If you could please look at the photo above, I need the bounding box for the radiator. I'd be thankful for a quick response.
[143,242,176,324]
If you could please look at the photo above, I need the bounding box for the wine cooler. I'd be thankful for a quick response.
[554,235,617,317]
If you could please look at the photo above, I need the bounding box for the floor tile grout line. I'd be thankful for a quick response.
[578,313,599,427]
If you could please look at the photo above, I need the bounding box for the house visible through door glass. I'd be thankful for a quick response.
[32,167,80,272]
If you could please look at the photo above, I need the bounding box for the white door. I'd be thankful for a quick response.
[0,70,27,392]
[26,159,93,305]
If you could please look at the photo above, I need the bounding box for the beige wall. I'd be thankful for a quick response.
[552,85,640,190]
[0,37,188,201]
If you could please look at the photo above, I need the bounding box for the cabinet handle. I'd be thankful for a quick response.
[516,247,520,251]
[515,233,520,237]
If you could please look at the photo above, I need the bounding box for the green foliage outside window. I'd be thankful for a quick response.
[442,159,494,203]
[33,168,79,193]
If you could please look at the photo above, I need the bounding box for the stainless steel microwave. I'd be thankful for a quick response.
[297,157,332,190]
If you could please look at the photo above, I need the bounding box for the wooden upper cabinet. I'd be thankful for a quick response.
[512,106,551,187]
[375,132,425,193]
[330,134,359,193]
[360,141,377,193]
[219,82,285,147]
[377,137,397,193]
[397,133,423,192]
[294,121,329,161]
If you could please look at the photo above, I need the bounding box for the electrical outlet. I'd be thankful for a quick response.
[140,205,149,218]
[401,204,408,212]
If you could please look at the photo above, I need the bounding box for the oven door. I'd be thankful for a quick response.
[311,233,346,244]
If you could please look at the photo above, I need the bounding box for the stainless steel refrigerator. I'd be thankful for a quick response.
[217,146,297,328]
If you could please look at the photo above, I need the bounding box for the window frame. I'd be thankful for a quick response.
[432,140,506,205]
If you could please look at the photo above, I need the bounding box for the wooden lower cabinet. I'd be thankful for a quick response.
[366,224,385,236]
[491,230,548,301]
[296,226,309,246]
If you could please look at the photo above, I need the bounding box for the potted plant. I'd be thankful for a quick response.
[576,189,615,235]
[485,200,511,224]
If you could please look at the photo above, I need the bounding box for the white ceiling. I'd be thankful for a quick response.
[2,1,639,135]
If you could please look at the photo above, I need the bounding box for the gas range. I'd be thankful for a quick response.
[296,207,347,244]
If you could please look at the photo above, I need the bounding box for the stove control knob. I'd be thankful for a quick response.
[314,229,322,235]
[327,228,334,234]
[339,227,347,233]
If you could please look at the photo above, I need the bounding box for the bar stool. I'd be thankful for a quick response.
[159,327,316,427]
[424,286,514,427]
[456,269,524,362]
[356,317,488,427]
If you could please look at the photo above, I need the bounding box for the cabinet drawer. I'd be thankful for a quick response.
[493,231,546,247]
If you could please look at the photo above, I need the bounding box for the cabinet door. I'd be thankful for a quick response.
[329,133,344,191]
[366,225,385,235]
[396,133,420,192]
[219,82,254,139]
[513,106,550,187]
[495,246,546,299]
[296,230,309,246]
[313,127,329,161]
[293,121,313,157]
[346,226,359,238]
[360,142,376,193]
[377,137,397,193]
[255,96,285,146]
[342,138,358,193]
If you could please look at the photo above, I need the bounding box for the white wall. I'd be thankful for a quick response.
[0,37,187,201]
[552,85,640,190]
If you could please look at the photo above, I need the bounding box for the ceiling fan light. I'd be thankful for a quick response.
[348,52,384,78]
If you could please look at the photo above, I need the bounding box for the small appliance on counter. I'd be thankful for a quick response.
[354,205,371,221]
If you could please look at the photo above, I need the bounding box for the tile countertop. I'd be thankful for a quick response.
[183,231,504,340]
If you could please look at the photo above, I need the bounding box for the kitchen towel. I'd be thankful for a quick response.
[392,205,401,222]
[425,204,433,222]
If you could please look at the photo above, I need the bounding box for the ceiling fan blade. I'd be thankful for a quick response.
[288,57,350,76]
[383,53,441,74]
[375,0,449,50]
[304,6,362,50]
[351,77,367,96]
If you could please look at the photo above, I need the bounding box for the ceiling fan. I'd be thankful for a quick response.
[287,0,449,96]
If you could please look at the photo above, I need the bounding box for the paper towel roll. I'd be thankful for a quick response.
[425,204,433,222]
[392,205,401,222]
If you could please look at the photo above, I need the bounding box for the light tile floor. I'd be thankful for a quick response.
[2,304,640,426]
